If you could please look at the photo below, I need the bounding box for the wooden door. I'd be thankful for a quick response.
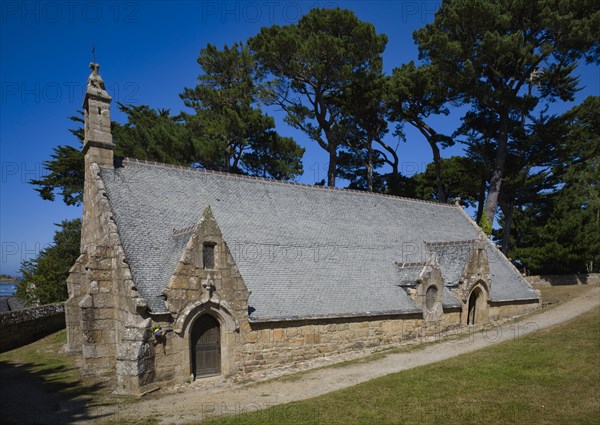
[191,314,221,377]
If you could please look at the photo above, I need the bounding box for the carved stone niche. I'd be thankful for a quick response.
[416,264,444,322]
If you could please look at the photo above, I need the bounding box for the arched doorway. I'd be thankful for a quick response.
[191,314,221,377]
[467,286,488,325]
[468,288,481,325]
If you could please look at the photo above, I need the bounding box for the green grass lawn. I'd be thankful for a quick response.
[0,330,133,424]
[537,283,596,305]
[0,330,81,389]
[203,307,600,425]
[1,284,597,425]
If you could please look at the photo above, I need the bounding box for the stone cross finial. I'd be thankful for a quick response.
[82,61,113,167]
[87,62,106,90]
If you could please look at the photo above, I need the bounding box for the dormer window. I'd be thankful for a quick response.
[203,243,216,269]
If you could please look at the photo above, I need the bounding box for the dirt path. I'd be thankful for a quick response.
[101,287,600,425]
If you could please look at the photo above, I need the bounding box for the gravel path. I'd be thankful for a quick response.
[103,286,599,425]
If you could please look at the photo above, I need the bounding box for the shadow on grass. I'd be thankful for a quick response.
[0,360,112,424]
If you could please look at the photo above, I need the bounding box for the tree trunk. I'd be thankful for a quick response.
[476,173,487,224]
[416,121,447,203]
[484,114,509,225]
[223,137,232,172]
[429,141,447,202]
[366,142,374,192]
[501,202,514,254]
[327,143,337,187]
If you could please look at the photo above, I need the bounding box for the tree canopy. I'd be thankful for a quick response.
[181,42,304,179]
[249,7,387,186]
[510,96,600,274]
[414,0,599,224]
[26,3,600,296]
[17,219,81,305]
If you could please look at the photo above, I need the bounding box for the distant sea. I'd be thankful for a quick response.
[0,283,18,296]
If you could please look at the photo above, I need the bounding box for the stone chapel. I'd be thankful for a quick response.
[65,63,541,395]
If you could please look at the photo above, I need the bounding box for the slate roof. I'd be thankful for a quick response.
[394,263,425,287]
[100,159,538,320]
[426,242,474,287]
[443,287,462,308]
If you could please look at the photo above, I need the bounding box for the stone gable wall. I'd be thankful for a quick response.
[156,207,250,387]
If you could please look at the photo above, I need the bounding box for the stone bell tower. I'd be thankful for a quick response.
[81,62,113,250]
[83,62,113,168]
[65,63,115,357]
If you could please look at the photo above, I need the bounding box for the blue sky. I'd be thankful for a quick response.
[1,0,598,276]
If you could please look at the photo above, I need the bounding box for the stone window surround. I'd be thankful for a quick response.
[203,242,217,270]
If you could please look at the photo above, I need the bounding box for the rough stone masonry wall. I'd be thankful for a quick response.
[150,310,463,387]
[66,163,152,396]
[235,311,462,378]
[0,304,65,353]
[488,300,540,321]
[67,162,119,375]
[525,273,600,286]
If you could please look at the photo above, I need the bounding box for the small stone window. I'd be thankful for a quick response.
[203,243,216,269]
[425,285,438,311]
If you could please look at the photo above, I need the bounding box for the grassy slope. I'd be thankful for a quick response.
[0,330,80,388]
[0,284,596,425]
[0,330,132,422]
[203,308,600,425]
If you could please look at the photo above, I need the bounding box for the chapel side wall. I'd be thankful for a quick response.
[151,311,464,386]
[234,309,464,376]
[234,296,535,378]
[488,300,541,321]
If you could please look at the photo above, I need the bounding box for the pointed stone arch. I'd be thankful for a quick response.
[174,300,238,379]
[465,281,489,325]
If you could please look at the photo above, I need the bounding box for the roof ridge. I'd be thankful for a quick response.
[394,261,427,268]
[424,239,476,247]
[172,225,196,237]
[119,157,458,208]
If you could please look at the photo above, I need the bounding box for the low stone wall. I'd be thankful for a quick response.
[0,303,65,353]
[525,273,600,286]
